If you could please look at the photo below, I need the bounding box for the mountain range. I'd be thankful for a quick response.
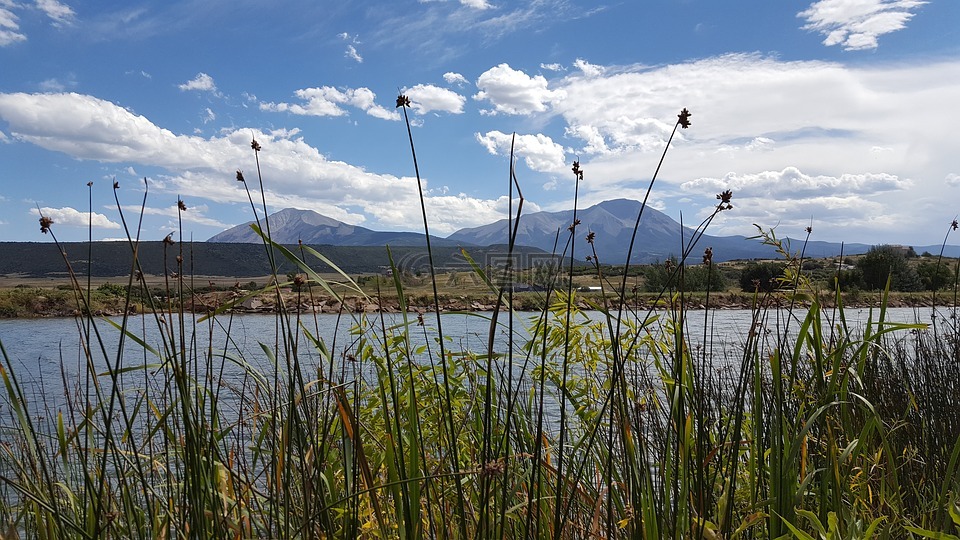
[211,199,912,263]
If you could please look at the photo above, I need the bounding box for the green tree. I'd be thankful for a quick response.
[856,245,921,291]
[917,260,954,290]
[739,262,786,292]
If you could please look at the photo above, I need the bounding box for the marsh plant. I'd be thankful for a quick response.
[1,105,959,539]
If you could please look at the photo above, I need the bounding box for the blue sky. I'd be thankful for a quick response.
[1,0,959,249]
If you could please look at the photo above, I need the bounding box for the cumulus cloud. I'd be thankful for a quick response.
[476,131,567,173]
[261,86,399,120]
[798,0,927,50]
[443,72,469,86]
[178,73,217,93]
[946,173,960,187]
[0,91,513,235]
[403,84,466,114]
[30,206,121,229]
[573,58,604,77]
[474,63,564,115]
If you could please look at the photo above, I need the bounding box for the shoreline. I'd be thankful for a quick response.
[1,286,952,319]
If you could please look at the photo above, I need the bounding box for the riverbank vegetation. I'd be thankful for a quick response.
[1,104,959,538]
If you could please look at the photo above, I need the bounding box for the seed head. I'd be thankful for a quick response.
[293,274,306,286]
[163,233,175,246]
[568,218,581,233]
[39,216,54,234]
[251,139,261,152]
[678,108,692,129]
[236,170,246,183]
[716,190,733,211]
[586,231,596,244]
[571,160,584,181]
[176,255,183,264]
[177,199,187,211]
[702,247,713,265]
[113,181,120,189]
[952,219,958,231]
[396,94,411,108]
[86,181,93,187]
[805,226,813,234]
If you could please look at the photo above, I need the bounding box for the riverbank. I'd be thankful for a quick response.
[0,283,951,318]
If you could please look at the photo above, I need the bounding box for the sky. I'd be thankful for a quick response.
[1,0,959,250]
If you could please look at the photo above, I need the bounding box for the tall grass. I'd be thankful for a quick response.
[1,108,960,539]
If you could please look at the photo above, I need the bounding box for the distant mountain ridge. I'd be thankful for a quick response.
[208,208,463,247]
[206,202,960,264]
[448,199,879,263]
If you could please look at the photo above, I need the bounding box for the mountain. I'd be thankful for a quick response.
[209,208,464,247]
[448,199,876,264]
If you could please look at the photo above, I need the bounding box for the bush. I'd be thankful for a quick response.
[857,245,922,291]
[739,262,786,292]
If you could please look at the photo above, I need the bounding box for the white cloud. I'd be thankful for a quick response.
[443,72,469,86]
[0,91,513,235]
[474,63,564,115]
[0,5,26,46]
[946,173,960,187]
[476,131,567,173]
[573,58,604,77]
[30,206,121,229]
[39,78,65,92]
[460,0,492,8]
[798,0,927,51]
[540,63,565,72]
[0,129,8,142]
[345,44,363,63]
[202,107,215,123]
[681,167,910,198]
[36,0,76,27]
[178,72,217,93]
[403,84,466,114]
[261,86,400,120]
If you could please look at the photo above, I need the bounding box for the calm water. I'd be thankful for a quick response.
[0,306,938,383]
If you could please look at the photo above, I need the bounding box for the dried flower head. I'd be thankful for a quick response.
[293,274,306,286]
[236,170,246,183]
[178,199,187,211]
[39,216,54,234]
[703,247,713,265]
[586,231,596,244]
[86,181,93,187]
[716,189,734,211]
[678,108,692,129]
[113,181,120,189]
[163,233,175,246]
[571,160,584,181]
[805,226,813,234]
[568,218,581,233]
[396,94,411,108]
[585,255,593,262]
[176,255,183,264]
[480,459,506,478]
[250,139,261,152]
[952,219,958,231]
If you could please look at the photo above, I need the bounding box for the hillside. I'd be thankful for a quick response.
[0,241,561,278]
